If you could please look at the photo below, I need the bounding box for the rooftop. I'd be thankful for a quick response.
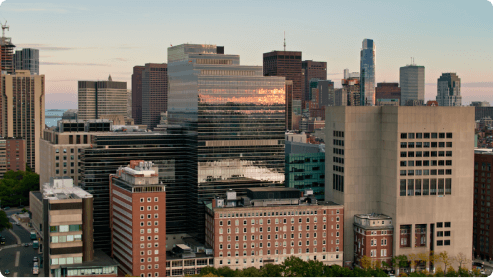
[247,187,300,193]
[355,213,392,220]
[63,250,118,269]
[42,178,92,200]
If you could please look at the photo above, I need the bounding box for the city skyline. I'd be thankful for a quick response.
[1,0,493,108]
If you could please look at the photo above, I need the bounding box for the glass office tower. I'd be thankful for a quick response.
[168,44,286,236]
[360,39,376,106]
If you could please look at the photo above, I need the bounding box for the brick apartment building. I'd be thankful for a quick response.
[353,214,394,267]
[205,188,344,270]
[0,138,26,177]
[109,160,167,277]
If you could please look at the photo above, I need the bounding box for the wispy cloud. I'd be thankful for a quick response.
[41,61,110,67]
[3,3,88,13]
[113,58,128,62]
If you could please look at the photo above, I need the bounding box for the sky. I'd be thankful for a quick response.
[1,0,492,109]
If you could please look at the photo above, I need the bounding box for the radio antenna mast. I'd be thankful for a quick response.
[1,21,9,37]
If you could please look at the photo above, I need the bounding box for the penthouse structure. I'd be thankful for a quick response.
[109,161,167,277]
[205,188,344,270]
[325,106,474,271]
[168,44,286,237]
[29,177,118,277]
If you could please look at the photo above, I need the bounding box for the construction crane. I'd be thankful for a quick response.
[1,21,9,37]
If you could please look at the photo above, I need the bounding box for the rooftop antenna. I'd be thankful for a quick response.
[283,31,286,52]
[1,21,9,38]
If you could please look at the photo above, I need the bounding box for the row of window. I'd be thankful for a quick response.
[140,206,159,211]
[399,179,452,196]
[401,132,452,139]
[333,139,344,147]
[401,142,452,148]
[333,131,345,138]
[51,256,83,265]
[369,249,388,257]
[217,253,339,267]
[219,238,336,251]
[400,151,452,157]
[333,174,344,193]
[217,227,339,242]
[400,169,452,176]
[401,160,452,167]
[49,224,82,233]
[333,157,344,164]
[50,234,82,243]
[140,197,159,203]
[219,216,338,226]
[333,148,344,155]
[218,224,338,234]
[218,209,339,218]
[333,165,344,173]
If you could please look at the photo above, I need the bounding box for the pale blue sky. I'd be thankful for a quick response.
[1,0,492,108]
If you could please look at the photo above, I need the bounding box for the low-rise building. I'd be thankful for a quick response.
[165,243,214,277]
[205,188,344,270]
[0,138,26,177]
[29,177,118,277]
[353,214,394,268]
[109,160,167,277]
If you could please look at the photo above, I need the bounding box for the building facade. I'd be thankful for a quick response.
[29,178,118,277]
[142,63,168,130]
[0,33,15,74]
[168,44,286,237]
[80,132,196,253]
[471,101,490,107]
[1,70,45,172]
[132,66,146,125]
[400,65,424,106]
[436,73,461,107]
[0,138,26,177]
[14,48,39,75]
[39,120,112,186]
[360,39,375,106]
[263,50,302,102]
[205,188,344,270]
[375,83,401,105]
[325,106,474,271]
[78,76,128,121]
[473,149,493,261]
[302,60,327,102]
[353,214,394,268]
[342,78,360,106]
[109,160,167,277]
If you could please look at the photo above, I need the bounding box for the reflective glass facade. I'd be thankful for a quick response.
[360,39,376,106]
[285,153,325,200]
[168,44,286,236]
[80,132,196,253]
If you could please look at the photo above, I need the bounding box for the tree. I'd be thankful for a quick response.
[282,256,307,276]
[215,266,237,277]
[454,252,471,271]
[0,210,12,232]
[304,260,324,277]
[438,251,453,273]
[445,266,457,277]
[361,255,372,269]
[417,252,432,272]
[408,253,418,272]
[259,264,282,277]
[199,267,217,277]
[241,267,260,277]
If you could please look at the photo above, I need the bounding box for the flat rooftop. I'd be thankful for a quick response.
[247,187,300,193]
[355,213,392,220]
[64,250,118,269]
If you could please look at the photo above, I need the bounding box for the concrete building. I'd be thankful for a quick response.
[62,109,78,120]
[400,65,425,106]
[353,214,394,268]
[29,177,118,277]
[141,63,168,130]
[360,39,376,106]
[1,70,45,172]
[343,69,359,80]
[127,89,132,120]
[109,160,167,277]
[14,48,39,75]
[302,60,327,102]
[39,120,112,186]
[78,75,128,121]
[342,78,360,106]
[325,106,474,271]
[436,73,461,107]
[0,138,26,178]
[375,83,400,104]
[334,89,346,107]
[165,243,214,277]
[263,50,302,103]
[471,101,490,107]
[376,99,400,106]
[132,66,146,125]
[205,188,344,270]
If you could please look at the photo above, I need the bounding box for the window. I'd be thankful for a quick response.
[437,222,443,228]
[445,222,451,228]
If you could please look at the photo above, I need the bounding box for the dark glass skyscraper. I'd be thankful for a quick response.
[360,39,376,106]
[131,66,145,124]
[168,44,286,236]
[14,48,39,75]
[80,132,196,253]
[142,63,168,130]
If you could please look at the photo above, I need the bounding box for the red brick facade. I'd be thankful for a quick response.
[354,227,393,266]
[6,138,26,172]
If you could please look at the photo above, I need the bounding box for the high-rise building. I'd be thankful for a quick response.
[263,50,302,102]
[1,70,45,172]
[360,39,376,106]
[286,80,294,130]
[400,65,424,106]
[471,101,490,107]
[0,30,15,74]
[127,89,132,120]
[0,138,26,177]
[29,177,119,277]
[80,132,196,253]
[334,89,346,107]
[473,149,493,261]
[342,78,360,106]
[39,120,113,186]
[109,160,167,277]
[132,66,145,125]
[169,44,286,236]
[142,63,168,130]
[375,83,401,105]
[326,106,474,271]
[437,73,462,107]
[344,69,359,80]
[78,76,128,121]
[205,188,344,269]
[14,48,39,75]
[302,60,327,102]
